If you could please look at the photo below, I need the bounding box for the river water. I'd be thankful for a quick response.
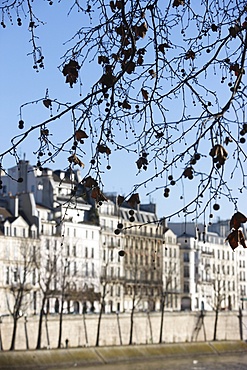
[48,354,247,370]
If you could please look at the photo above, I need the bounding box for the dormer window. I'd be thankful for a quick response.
[5,226,9,236]
[37,182,43,190]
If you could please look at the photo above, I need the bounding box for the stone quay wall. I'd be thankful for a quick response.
[0,311,246,350]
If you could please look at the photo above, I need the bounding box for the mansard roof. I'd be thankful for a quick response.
[0,207,13,220]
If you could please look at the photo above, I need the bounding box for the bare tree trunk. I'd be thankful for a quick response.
[129,308,134,345]
[95,304,103,347]
[24,316,29,350]
[45,314,50,348]
[36,296,46,349]
[9,316,18,351]
[0,319,3,351]
[213,308,219,341]
[147,311,153,344]
[202,311,207,341]
[159,297,165,344]
[116,312,122,345]
[238,307,243,341]
[10,291,24,351]
[129,291,136,346]
[83,314,88,346]
[96,284,106,347]
[57,297,65,348]
[128,271,139,346]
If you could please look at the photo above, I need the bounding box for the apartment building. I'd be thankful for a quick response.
[168,221,247,311]
[0,201,39,316]
[0,160,246,317]
[1,162,101,315]
[98,194,176,313]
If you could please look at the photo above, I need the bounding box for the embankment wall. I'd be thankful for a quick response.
[1,311,246,350]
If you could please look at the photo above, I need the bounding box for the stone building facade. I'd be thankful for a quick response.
[168,222,247,312]
[0,160,246,321]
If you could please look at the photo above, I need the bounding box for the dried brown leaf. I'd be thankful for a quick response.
[209,144,228,165]
[97,144,111,155]
[125,61,136,74]
[122,100,131,109]
[68,154,84,168]
[224,137,233,145]
[141,88,149,100]
[75,129,88,140]
[127,193,140,208]
[226,229,247,250]
[137,55,144,65]
[99,73,116,88]
[229,25,241,38]
[149,69,156,78]
[183,167,193,179]
[226,229,239,250]
[115,24,125,37]
[62,60,80,88]
[110,0,115,12]
[40,129,49,137]
[91,186,108,202]
[158,43,170,53]
[173,0,184,7]
[185,50,195,60]
[134,22,148,38]
[136,157,148,170]
[83,176,98,188]
[117,195,125,206]
[43,99,52,108]
[230,212,247,230]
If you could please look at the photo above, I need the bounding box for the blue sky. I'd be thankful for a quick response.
[0,2,246,222]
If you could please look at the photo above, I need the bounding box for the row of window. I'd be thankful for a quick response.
[124,285,162,297]
[125,269,161,282]
[101,266,121,278]
[125,237,162,251]
[198,233,225,245]
[5,266,37,286]
[4,226,36,238]
[102,249,121,263]
[239,260,246,268]
[217,249,234,260]
[164,246,177,258]
[213,264,234,275]
[125,253,161,267]
[240,271,246,282]
[46,240,96,260]
[240,285,246,296]
[46,260,96,278]
[164,261,177,274]
[64,228,96,239]
[109,285,121,297]
[101,212,159,230]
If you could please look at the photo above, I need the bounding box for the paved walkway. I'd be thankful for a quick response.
[63,354,247,370]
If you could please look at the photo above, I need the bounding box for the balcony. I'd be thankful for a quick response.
[201,250,214,256]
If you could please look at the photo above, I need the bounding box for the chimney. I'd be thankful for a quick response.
[9,195,19,218]
[18,160,29,193]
